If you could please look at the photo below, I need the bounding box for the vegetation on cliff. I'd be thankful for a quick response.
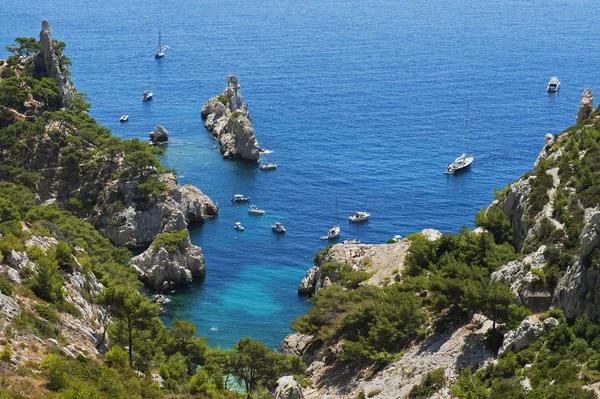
[0,29,303,399]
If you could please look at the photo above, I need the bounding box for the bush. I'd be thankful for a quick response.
[0,277,14,296]
[0,343,12,362]
[34,303,59,323]
[151,230,189,253]
[408,367,446,399]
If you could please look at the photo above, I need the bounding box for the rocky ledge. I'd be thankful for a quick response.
[129,231,205,291]
[95,174,218,247]
[201,75,260,161]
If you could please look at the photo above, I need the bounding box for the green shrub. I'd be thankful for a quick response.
[151,230,189,253]
[367,389,381,397]
[408,367,446,399]
[0,277,14,296]
[0,343,12,362]
[215,94,228,105]
[138,177,167,198]
[34,303,59,323]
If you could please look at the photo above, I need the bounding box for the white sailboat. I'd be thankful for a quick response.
[142,67,153,101]
[445,102,474,174]
[321,196,340,240]
[154,29,169,59]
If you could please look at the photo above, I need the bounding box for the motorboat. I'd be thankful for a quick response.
[232,194,251,203]
[142,90,153,101]
[248,205,265,215]
[272,222,286,234]
[343,238,361,244]
[445,102,474,174]
[154,29,169,59]
[120,114,129,122]
[349,211,370,223]
[234,222,244,231]
[547,76,560,92]
[259,163,277,170]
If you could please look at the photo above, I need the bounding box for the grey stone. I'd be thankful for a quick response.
[275,376,304,399]
[577,88,594,124]
[149,125,169,145]
[498,317,544,356]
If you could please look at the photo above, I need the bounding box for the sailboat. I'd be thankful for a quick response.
[321,196,341,240]
[154,29,169,59]
[445,102,474,174]
[142,67,153,101]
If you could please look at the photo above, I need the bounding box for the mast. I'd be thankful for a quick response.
[158,29,162,52]
[463,100,469,155]
[335,196,339,227]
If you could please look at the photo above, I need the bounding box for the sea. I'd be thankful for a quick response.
[2,0,599,350]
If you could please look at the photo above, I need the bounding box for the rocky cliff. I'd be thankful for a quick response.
[201,75,260,161]
[129,231,205,291]
[32,20,75,109]
[94,174,217,247]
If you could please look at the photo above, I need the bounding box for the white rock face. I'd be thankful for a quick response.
[129,234,205,291]
[33,20,75,108]
[495,177,534,252]
[491,246,552,311]
[201,75,260,162]
[498,316,545,356]
[281,333,315,357]
[149,125,169,145]
[98,174,217,246]
[298,266,321,295]
[577,88,594,124]
[275,376,304,399]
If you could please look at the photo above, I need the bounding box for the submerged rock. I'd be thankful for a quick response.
[149,125,169,145]
[129,233,205,292]
[201,75,260,162]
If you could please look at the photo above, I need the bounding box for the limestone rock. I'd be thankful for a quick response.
[275,376,304,399]
[33,20,75,108]
[579,209,600,260]
[421,228,442,241]
[577,88,594,124]
[498,316,544,356]
[129,234,205,291]
[493,177,534,252]
[0,292,21,320]
[281,333,315,357]
[96,175,217,247]
[6,250,34,271]
[149,125,168,145]
[544,317,559,330]
[298,266,321,295]
[491,246,552,312]
[201,75,260,162]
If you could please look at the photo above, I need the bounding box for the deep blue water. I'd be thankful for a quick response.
[2,0,600,349]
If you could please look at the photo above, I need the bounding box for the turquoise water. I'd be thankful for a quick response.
[2,0,600,349]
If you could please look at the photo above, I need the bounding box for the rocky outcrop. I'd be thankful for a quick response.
[129,233,205,291]
[275,376,304,399]
[491,246,552,312]
[33,20,75,108]
[493,177,534,252]
[298,266,322,295]
[96,174,217,247]
[577,88,594,124]
[281,333,315,358]
[201,76,260,161]
[498,316,553,356]
[149,125,169,145]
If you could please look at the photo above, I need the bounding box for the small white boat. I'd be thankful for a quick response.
[248,205,265,215]
[232,194,251,203]
[343,238,361,244]
[142,90,153,101]
[272,222,286,234]
[320,225,340,241]
[120,114,129,122]
[349,211,370,223]
[259,163,277,171]
[445,102,474,174]
[547,76,560,92]
[234,222,244,231]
